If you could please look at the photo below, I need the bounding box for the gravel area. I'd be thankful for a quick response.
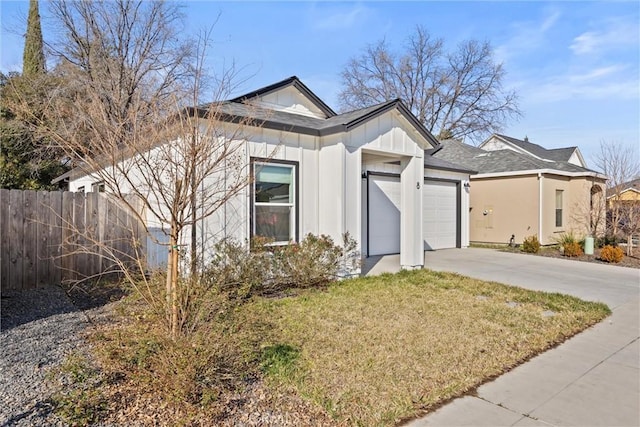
[1,286,92,426]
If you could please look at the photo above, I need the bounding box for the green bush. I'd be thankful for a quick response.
[599,245,624,263]
[596,235,619,248]
[563,241,583,257]
[522,235,540,253]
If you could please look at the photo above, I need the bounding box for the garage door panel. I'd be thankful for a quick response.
[423,180,458,250]
[368,175,401,255]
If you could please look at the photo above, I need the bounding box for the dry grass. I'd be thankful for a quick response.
[253,269,610,425]
[59,269,609,426]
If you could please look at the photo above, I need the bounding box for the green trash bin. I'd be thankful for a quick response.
[584,236,594,255]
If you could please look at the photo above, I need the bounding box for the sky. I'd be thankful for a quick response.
[1,1,638,168]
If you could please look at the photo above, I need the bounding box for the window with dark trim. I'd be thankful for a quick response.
[92,181,105,192]
[251,159,298,244]
[555,190,563,227]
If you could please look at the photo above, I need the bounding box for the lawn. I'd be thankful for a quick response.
[253,269,610,425]
[61,268,610,426]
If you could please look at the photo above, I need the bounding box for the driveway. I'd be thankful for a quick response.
[404,248,640,426]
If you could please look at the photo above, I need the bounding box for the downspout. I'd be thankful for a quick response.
[538,172,543,243]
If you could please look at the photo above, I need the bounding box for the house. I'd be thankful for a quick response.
[55,76,474,273]
[606,178,640,208]
[432,135,607,245]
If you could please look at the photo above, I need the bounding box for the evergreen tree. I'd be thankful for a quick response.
[23,0,45,76]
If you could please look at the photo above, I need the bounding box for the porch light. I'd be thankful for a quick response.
[463,181,471,189]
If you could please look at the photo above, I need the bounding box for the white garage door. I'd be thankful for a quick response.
[423,180,458,250]
[368,175,401,255]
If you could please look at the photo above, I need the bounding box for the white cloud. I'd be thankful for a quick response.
[310,4,370,31]
[525,74,639,103]
[570,17,639,55]
[494,9,561,63]
[568,65,625,83]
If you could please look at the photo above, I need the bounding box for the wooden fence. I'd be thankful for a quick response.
[1,189,146,293]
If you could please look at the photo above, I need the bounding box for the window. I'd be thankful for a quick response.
[555,190,563,227]
[252,160,297,243]
[92,182,105,192]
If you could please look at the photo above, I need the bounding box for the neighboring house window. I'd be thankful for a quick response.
[92,182,105,192]
[77,186,85,193]
[252,160,298,244]
[555,190,563,227]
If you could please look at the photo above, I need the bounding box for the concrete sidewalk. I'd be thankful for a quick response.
[366,249,640,426]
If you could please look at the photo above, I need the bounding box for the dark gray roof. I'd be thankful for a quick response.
[493,134,578,162]
[607,178,640,198]
[433,139,599,175]
[230,75,336,118]
[199,98,440,146]
[424,153,477,174]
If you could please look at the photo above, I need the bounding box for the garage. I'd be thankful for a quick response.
[367,174,461,255]
[367,174,401,256]
[423,179,459,250]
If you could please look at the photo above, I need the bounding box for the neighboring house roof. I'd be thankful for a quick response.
[433,139,604,178]
[481,133,585,166]
[606,178,640,199]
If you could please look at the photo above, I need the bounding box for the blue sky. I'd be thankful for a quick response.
[1,1,638,167]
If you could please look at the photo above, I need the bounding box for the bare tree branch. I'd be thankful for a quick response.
[339,26,521,144]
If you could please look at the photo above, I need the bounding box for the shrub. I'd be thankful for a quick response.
[599,245,624,263]
[553,231,579,246]
[596,235,619,248]
[563,241,583,257]
[205,232,360,299]
[522,235,540,253]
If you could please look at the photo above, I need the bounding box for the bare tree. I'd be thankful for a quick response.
[8,1,264,338]
[339,26,521,143]
[594,140,640,256]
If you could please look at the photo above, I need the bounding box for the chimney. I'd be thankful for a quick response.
[524,135,529,142]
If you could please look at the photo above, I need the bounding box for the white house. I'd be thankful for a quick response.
[56,76,473,273]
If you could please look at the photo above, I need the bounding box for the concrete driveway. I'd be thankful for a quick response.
[371,248,640,426]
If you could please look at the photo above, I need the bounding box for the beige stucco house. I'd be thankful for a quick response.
[432,134,607,245]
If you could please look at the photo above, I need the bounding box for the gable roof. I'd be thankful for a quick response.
[606,178,640,198]
[433,139,604,178]
[53,77,441,184]
[198,97,440,147]
[230,75,336,118]
[483,134,582,164]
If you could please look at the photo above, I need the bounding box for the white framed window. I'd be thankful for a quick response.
[252,160,298,244]
[555,190,563,227]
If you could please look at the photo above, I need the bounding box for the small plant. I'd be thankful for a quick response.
[522,235,540,253]
[553,231,579,247]
[599,245,624,263]
[563,241,583,257]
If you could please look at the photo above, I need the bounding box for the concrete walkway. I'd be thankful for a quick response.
[367,249,640,426]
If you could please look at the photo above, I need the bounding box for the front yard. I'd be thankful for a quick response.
[56,269,610,426]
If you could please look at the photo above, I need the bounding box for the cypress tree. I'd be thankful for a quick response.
[23,0,45,76]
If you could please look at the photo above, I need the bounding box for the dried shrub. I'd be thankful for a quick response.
[563,241,583,257]
[206,233,360,299]
[522,235,540,253]
[599,245,624,263]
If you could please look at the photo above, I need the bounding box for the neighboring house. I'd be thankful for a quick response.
[55,76,474,272]
[433,135,607,245]
[606,178,640,208]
